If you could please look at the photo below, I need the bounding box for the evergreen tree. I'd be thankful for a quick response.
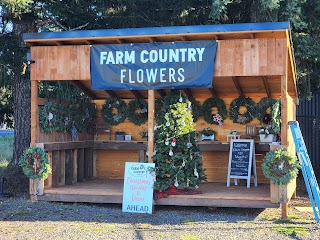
[153,90,206,191]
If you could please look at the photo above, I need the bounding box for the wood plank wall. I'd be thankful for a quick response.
[94,96,274,183]
[30,39,286,81]
[45,147,93,188]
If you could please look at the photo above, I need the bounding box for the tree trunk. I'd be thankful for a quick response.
[11,14,35,165]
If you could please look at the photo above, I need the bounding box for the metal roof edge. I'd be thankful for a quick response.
[23,21,290,41]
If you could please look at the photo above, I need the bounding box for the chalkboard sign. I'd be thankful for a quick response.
[227,139,257,188]
[122,162,155,214]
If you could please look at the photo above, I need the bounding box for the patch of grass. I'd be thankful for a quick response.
[96,213,105,218]
[180,236,200,240]
[274,219,292,224]
[181,219,196,224]
[77,224,91,230]
[7,210,31,216]
[0,159,9,173]
[40,226,57,231]
[273,225,309,237]
[134,223,153,229]
[0,136,13,162]
[260,215,276,221]
[104,224,116,229]
[288,214,300,219]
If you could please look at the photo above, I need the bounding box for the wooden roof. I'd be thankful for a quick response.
[24,22,297,100]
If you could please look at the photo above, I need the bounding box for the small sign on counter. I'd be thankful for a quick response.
[122,162,155,214]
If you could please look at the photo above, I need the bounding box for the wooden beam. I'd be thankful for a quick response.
[183,88,193,98]
[147,90,155,163]
[105,90,118,98]
[232,77,243,97]
[116,39,124,44]
[262,76,271,98]
[72,80,97,99]
[148,37,156,43]
[130,90,143,99]
[31,80,38,146]
[181,36,189,41]
[157,89,166,98]
[55,41,63,46]
[85,40,93,45]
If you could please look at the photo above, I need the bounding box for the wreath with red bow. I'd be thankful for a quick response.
[20,147,52,180]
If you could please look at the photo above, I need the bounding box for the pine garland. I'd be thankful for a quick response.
[20,147,52,180]
[39,102,96,134]
[255,97,277,124]
[127,98,148,125]
[101,97,127,126]
[229,96,256,124]
[201,97,227,125]
[189,96,202,122]
[262,148,300,185]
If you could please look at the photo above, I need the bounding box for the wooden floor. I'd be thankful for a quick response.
[37,179,279,208]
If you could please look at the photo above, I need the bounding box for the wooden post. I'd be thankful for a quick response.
[31,80,38,146]
[280,39,289,218]
[147,90,155,163]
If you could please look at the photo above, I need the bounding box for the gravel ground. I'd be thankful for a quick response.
[0,196,320,240]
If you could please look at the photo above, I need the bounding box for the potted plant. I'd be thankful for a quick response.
[139,128,148,140]
[200,127,215,141]
[258,125,277,142]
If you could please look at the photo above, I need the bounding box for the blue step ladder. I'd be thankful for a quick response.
[289,121,320,222]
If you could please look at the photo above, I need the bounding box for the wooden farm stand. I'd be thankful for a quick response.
[24,22,298,217]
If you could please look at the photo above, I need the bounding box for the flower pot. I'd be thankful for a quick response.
[259,134,276,143]
[201,134,214,141]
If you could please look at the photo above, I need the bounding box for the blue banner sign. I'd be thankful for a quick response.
[289,121,320,222]
[90,40,217,90]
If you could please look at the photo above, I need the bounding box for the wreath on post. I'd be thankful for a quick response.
[127,98,148,125]
[20,147,52,180]
[255,97,277,124]
[39,102,60,133]
[101,97,127,126]
[229,96,256,124]
[262,148,300,185]
[201,97,227,125]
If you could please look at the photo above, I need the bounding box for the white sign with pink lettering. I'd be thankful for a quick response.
[122,162,155,214]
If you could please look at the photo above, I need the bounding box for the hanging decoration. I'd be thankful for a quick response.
[201,97,227,125]
[39,102,60,133]
[127,98,148,125]
[20,147,52,180]
[229,96,256,124]
[271,100,281,134]
[101,97,127,126]
[262,148,300,185]
[255,97,277,124]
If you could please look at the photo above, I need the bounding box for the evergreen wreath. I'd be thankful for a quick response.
[262,148,300,185]
[39,102,60,133]
[271,100,281,134]
[20,147,52,180]
[255,97,277,124]
[229,96,256,124]
[127,98,148,125]
[101,97,127,126]
[201,97,227,125]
